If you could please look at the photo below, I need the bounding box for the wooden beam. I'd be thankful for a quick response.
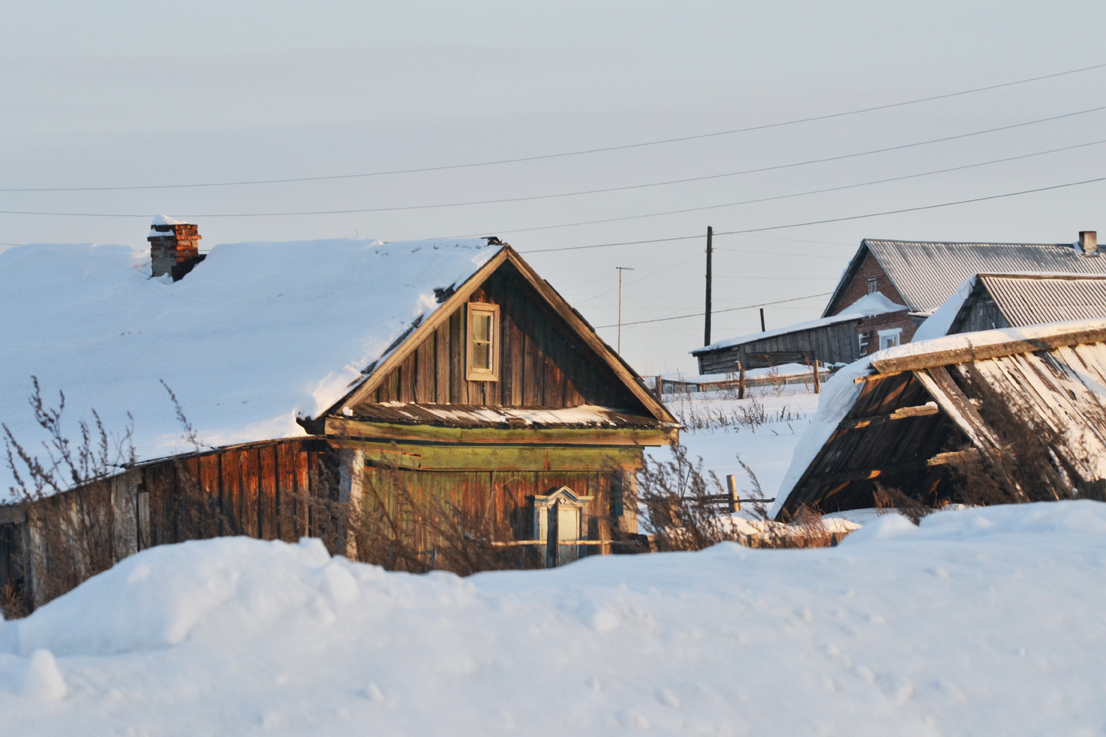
[324,417,676,447]
[841,402,939,429]
[870,326,1106,375]
[332,439,643,472]
[815,449,978,484]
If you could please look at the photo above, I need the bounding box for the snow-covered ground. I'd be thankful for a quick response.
[649,386,822,504]
[3,501,1106,735]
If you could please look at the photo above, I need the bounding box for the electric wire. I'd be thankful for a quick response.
[594,292,835,329]
[6,104,1102,220]
[518,174,1106,254]
[3,62,1103,193]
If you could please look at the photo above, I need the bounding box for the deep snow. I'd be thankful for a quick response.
[0,237,496,499]
[3,502,1106,735]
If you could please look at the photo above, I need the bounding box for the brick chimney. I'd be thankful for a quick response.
[1080,230,1098,256]
[149,215,204,280]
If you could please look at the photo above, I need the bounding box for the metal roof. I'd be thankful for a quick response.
[973,273,1106,327]
[826,240,1106,316]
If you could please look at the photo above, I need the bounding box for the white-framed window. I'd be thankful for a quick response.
[878,328,902,350]
[866,278,879,294]
[533,486,594,567]
[466,302,500,381]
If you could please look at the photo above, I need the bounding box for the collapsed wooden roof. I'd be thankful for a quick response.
[772,319,1106,519]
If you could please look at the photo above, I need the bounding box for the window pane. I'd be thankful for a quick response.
[474,314,491,341]
[473,342,490,369]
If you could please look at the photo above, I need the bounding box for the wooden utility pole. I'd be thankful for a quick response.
[617,267,634,354]
[704,227,713,346]
[759,307,766,333]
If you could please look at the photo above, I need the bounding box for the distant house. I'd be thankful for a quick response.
[927,273,1106,336]
[822,231,1106,342]
[771,319,1106,520]
[695,231,1106,374]
[692,292,907,374]
[0,223,677,611]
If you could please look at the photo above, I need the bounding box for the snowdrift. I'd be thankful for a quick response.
[3,502,1106,735]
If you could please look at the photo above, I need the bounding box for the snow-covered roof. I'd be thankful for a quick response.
[694,291,905,355]
[0,237,498,498]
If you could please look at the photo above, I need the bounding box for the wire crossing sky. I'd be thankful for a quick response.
[2,1,1105,372]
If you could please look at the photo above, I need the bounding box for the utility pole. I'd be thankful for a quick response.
[617,266,634,354]
[704,226,713,346]
[760,307,766,333]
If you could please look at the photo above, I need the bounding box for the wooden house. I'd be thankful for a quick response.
[822,231,1106,343]
[696,231,1106,375]
[692,292,907,374]
[0,227,677,611]
[945,273,1106,335]
[771,319,1106,519]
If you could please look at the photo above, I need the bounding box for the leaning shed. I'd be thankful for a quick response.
[772,319,1106,520]
[0,228,677,612]
[947,273,1106,335]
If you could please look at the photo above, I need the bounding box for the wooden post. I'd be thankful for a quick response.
[704,226,713,346]
[760,307,766,332]
[738,361,746,400]
[21,508,46,612]
[726,474,740,512]
[338,449,365,561]
[110,471,139,563]
[812,357,821,394]
[654,375,664,402]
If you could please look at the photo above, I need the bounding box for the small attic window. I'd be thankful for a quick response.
[866,278,879,294]
[466,302,500,381]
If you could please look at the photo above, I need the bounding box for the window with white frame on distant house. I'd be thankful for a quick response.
[466,302,500,381]
[866,278,879,294]
[878,327,902,350]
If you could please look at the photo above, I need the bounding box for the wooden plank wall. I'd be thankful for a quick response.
[360,467,615,565]
[697,320,861,374]
[141,439,341,550]
[364,265,643,410]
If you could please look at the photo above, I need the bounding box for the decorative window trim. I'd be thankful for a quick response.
[533,486,594,567]
[878,327,902,350]
[466,302,500,381]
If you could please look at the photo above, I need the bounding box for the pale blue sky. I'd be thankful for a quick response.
[3,1,1105,372]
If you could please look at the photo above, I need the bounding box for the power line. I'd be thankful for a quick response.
[520,174,1106,254]
[455,137,1106,237]
[10,103,1104,222]
[594,292,834,329]
[2,62,1104,194]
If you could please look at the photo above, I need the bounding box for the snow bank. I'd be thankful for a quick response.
[3,501,1106,734]
[0,238,496,499]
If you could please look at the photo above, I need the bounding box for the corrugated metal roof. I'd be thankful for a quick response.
[977,274,1106,327]
[865,240,1106,314]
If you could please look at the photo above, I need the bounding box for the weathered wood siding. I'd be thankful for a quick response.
[950,295,1009,334]
[361,466,619,561]
[363,264,642,410]
[696,319,862,374]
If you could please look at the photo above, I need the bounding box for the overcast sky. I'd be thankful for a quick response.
[3,1,1105,373]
